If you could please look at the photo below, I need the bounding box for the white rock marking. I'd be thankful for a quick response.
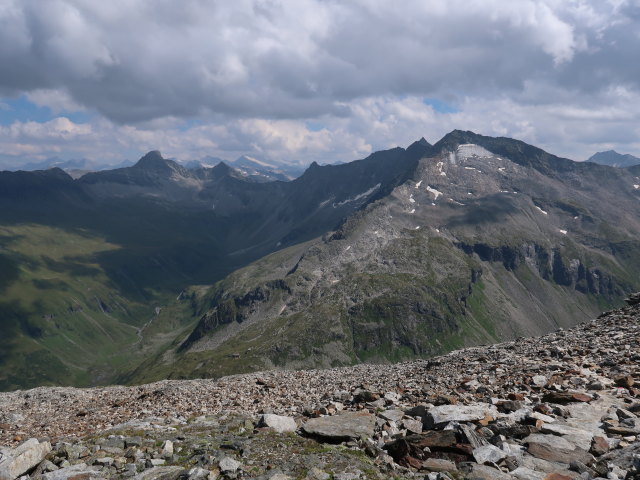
[426,186,442,200]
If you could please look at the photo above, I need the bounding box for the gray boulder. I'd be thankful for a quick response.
[41,464,103,480]
[258,414,297,433]
[302,412,376,441]
[427,404,498,425]
[133,466,185,480]
[0,438,52,480]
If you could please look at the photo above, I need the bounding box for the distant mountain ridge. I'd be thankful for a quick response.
[588,150,640,168]
[2,131,640,391]
[5,152,306,183]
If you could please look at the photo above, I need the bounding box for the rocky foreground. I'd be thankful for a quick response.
[1,297,640,480]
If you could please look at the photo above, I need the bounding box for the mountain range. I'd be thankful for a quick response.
[1,130,640,390]
[10,153,305,183]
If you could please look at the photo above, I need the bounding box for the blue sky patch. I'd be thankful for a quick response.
[422,98,459,114]
[0,95,92,125]
[305,121,326,132]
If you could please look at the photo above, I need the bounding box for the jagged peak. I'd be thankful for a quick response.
[134,151,171,170]
[211,161,233,174]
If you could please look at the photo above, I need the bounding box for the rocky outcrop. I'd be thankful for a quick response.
[457,241,628,298]
[0,439,51,480]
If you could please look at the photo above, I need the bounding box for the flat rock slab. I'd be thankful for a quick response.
[542,392,592,404]
[0,438,51,480]
[42,464,103,480]
[540,423,594,450]
[428,404,498,425]
[460,463,512,480]
[302,412,376,441]
[422,458,457,472]
[524,434,592,465]
[378,409,404,423]
[133,466,185,480]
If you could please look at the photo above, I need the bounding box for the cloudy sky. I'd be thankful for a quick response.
[0,0,639,168]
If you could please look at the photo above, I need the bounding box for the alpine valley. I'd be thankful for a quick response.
[2,130,640,391]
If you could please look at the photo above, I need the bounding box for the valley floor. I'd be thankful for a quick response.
[0,299,639,479]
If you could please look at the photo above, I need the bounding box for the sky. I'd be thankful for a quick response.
[1,0,640,169]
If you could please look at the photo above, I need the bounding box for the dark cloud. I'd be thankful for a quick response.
[0,0,636,123]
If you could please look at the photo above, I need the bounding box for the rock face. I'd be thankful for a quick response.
[0,299,638,479]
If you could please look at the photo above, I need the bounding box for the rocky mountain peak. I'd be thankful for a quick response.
[134,150,167,169]
[588,150,640,168]
[210,161,233,175]
[131,150,191,178]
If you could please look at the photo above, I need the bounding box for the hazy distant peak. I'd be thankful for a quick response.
[587,150,640,168]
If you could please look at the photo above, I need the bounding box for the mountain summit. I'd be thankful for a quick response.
[587,150,640,168]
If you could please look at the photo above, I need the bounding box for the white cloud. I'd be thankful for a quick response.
[0,0,639,166]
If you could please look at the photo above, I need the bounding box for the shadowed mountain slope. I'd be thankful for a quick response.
[126,133,640,383]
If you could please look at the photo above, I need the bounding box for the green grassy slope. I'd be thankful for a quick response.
[0,224,200,390]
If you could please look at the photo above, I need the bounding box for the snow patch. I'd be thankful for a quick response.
[434,228,440,233]
[237,155,274,168]
[409,194,416,203]
[278,304,287,315]
[415,180,423,188]
[333,183,381,207]
[634,184,639,189]
[449,199,465,206]
[409,208,416,214]
[426,186,442,200]
[319,198,332,208]
[559,229,567,235]
[345,245,351,251]
[535,206,548,215]
[415,226,420,230]
[457,144,493,159]
[440,171,447,176]
[498,167,506,172]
